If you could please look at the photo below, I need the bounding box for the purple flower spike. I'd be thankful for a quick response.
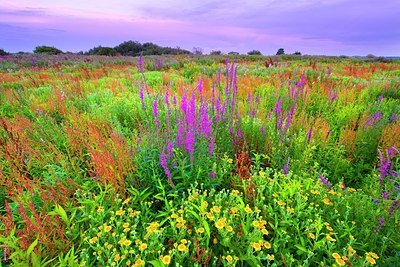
[319,174,332,189]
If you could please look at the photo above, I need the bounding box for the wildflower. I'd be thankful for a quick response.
[123,223,129,228]
[97,206,104,213]
[310,189,320,195]
[227,158,233,164]
[366,257,376,265]
[307,233,315,239]
[116,209,125,216]
[212,206,221,213]
[89,236,98,244]
[251,242,262,251]
[244,205,252,213]
[322,198,333,206]
[367,252,379,259]
[196,227,205,234]
[122,199,130,205]
[252,221,260,228]
[227,226,234,232]
[114,254,121,261]
[267,254,275,261]
[326,234,336,242]
[123,239,132,246]
[106,244,112,250]
[262,229,269,235]
[347,246,356,255]
[162,255,171,265]
[215,218,226,229]
[177,243,188,252]
[335,257,346,266]
[263,242,272,249]
[104,225,112,232]
[230,207,238,214]
[286,206,294,213]
[226,255,233,263]
[136,259,145,266]
[332,253,341,259]
[319,174,332,188]
[326,225,333,231]
[139,243,147,251]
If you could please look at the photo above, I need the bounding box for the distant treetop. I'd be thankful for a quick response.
[34,46,64,55]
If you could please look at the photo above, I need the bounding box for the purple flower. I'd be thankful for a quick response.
[160,149,174,187]
[275,98,282,116]
[260,125,265,136]
[185,130,195,163]
[137,55,143,72]
[208,138,214,157]
[167,141,174,160]
[376,217,385,232]
[382,191,389,200]
[283,162,290,175]
[139,85,145,109]
[373,111,381,122]
[199,102,212,139]
[307,127,313,144]
[319,174,332,189]
[210,171,216,179]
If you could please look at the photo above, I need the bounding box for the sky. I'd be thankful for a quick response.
[0,0,399,56]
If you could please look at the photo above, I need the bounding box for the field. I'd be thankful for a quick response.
[0,54,399,266]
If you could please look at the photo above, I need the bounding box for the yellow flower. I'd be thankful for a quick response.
[135,258,145,266]
[215,218,226,229]
[267,254,275,261]
[326,225,333,231]
[196,227,205,234]
[262,229,269,235]
[123,223,129,228]
[227,226,234,232]
[332,253,341,259]
[322,198,333,206]
[335,257,346,266]
[368,252,379,259]
[310,189,320,195]
[366,257,376,265]
[162,255,171,265]
[230,207,238,214]
[123,239,131,246]
[226,255,233,263]
[251,242,262,251]
[347,246,356,255]
[139,243,147,251]
[177,243,188,252]
[307,233,315,239]
[212,206,221,213]
[97,206,104,213]
[116,209,125,216]
[213,238,218,244]
[252,221,260,227]
[129,211,137,217]
[342,256,348,261]
[259,171,266,178]
[232,190,240,196]
[286,206,294,213]
[227,158,233,164]
[264,242,271,249]
[326,234,336,242]
[276,200,286,206]
[106,244,112,250]
[104,225,112,232]
[114,254,121,261]
[123,227,130,233]
[244,205,252,213]
[89,236,98,244]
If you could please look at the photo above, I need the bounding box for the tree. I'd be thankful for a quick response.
[0,49,9,56]
[193,47,203,55]
[293,51,302,56]
[87,46,117,56]
[248,50,262,55]
[210,50,222,55]
[276,48,285,55]
[114,41,142,56]
[34,46,63,55]
[228,51,239,55]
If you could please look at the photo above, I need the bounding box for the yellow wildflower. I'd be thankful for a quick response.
[177,243,188,252]
[332,253,341,259]
[230,207,238,214]
[106,244,112,250]
[244,205,252,213]
[308,233,315,239]
[326,234,336,242]
[116,209,125,216]
[347,246,356,255]
[89,236,98,244]
[368,252,379,259]
[262,229,269,235]
[264,242,271,249]
[226,255,233,263]
[196,227,205,234]
[326,225,333,231]
[123,223,129,228]
[227,158,233,164]
[335,257,346,266]
[215,218,226,229]
[161,255,171,265]
[267,254,275,261]
[114,254,121,261]
[322,198,333,206]
[104,225,112,232]
[252,221,260,228]
[251,242,262,251]
[286,206,294,213]
[212,206,221,213]
[366,257,376,265]
[123,239,131,246]
[139,243,147,251]
[227,226,234,232]
[97,206,104,213]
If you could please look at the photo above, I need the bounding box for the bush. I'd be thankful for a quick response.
[33,46,63,55]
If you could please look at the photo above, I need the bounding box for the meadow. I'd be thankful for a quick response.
[0,54,399,266]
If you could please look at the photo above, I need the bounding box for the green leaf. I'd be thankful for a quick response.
[149,259,164,267]
[295,244,308,255]
[27,238,38,257]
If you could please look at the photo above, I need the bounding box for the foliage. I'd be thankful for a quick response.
[86,46,117,56]
[276,48,285,55]
[247,50,262,56]
[0,54,399,266]
[0,49,9,56]
[34,46,64,55]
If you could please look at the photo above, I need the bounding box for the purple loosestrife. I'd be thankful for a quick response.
[185,130,195,163]
[283,158,290,174]
[376,217,385,232]
[160,149,174,188]
[208,138,214,157]
[199,102,212,139]
[260,125,265,136]
[210,170,216,179]
[137,55,143,73]
[319,174,332,189]
[307,127,313,144]
[139,85,145,109]
[152,100,160,128]
[176,119,185,147]
[167,141,174,160]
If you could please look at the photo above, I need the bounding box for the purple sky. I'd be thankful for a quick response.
[1,0,399,56]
